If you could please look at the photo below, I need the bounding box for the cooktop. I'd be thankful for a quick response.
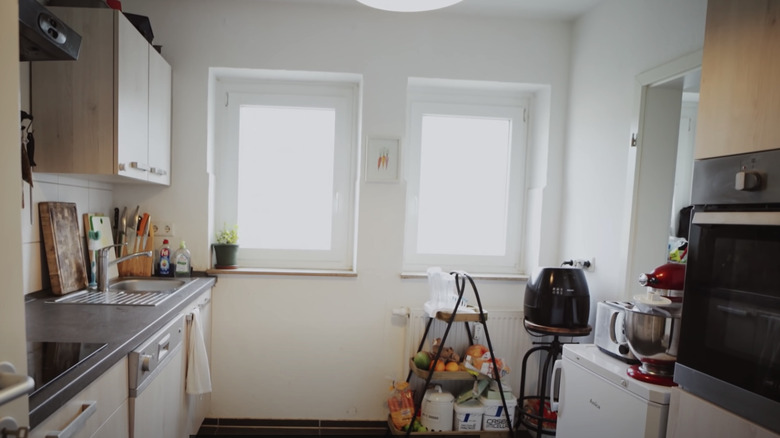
[27,341,107,395]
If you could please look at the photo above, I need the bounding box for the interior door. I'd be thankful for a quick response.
[0,0,31,428]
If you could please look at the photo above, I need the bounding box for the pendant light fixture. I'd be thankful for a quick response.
[356,0,463,12]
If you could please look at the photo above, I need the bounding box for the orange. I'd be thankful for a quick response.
[432,360,446,372]
[445,361,459,372]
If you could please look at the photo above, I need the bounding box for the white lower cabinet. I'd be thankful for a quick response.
[180,288,213,435]
[666,388,780,438]
[92,400,129,438]
[31,358,129,438]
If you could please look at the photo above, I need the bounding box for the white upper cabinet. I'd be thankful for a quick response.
[148,48,172,185]
[31,8,171,185]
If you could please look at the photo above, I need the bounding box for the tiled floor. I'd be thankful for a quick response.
[194,419,534,437]
[195,419,387,436]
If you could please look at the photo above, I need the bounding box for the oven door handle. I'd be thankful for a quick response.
[692,211,780,226]
[717,305,753,317]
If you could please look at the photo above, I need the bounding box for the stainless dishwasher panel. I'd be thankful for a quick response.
[128,315,184,397]
[128,315,186,438]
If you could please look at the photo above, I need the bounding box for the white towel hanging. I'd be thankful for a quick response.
[186,308,212,395]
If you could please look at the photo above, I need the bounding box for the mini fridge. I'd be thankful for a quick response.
[550,344,672,438]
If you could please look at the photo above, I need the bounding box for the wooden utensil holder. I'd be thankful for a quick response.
[118,221,155,277]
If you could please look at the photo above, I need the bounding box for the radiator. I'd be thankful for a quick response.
[404,308,539,398]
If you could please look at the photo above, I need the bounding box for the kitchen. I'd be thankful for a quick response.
[1,0,777,437]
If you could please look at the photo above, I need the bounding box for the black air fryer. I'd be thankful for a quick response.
[524,267,591,328]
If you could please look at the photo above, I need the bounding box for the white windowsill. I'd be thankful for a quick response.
[206,268,358,277]
[399,272,529,281]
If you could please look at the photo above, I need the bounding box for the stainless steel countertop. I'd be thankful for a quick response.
[24,275,216,428]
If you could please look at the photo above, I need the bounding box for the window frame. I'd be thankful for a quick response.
[213,73,361,272]
[403,82,530,275]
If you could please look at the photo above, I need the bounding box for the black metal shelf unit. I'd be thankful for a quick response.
[399,271,515,437]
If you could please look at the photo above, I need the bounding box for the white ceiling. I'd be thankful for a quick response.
[280,0,606,20]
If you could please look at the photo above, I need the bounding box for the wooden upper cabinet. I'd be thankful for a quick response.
[30,8,171,185]
[695,0,780,159]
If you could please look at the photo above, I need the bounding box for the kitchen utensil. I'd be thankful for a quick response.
[39,202,88,295]
[135,213,149,252]
[126,206,139,254]
[119,206,127,254]
[86,229,99,289]
[88,214,119,280]
[139,213,150,252]
[623,306,681,385]
[113,207,119,242]
[524,266,590,328]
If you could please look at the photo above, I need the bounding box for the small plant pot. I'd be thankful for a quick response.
[213,243,239,269]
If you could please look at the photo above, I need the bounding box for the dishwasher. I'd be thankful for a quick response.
[128,315,186,438]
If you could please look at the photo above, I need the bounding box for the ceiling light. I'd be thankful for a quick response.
[356,0,463,12]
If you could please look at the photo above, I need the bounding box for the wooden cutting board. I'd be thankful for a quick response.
[39,202,88,295]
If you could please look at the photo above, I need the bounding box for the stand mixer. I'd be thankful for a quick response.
[623,262,685,386]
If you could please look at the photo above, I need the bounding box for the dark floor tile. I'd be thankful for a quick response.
[320,427,387,435]
[216,427,320,436]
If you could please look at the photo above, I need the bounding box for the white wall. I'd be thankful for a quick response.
[108,0,709,422]
[20,174,114,294]
[117,0,572,421]
[1,0,29,425]
[559,0,707,309]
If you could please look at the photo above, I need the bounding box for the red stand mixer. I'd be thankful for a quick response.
[624,262,685,386]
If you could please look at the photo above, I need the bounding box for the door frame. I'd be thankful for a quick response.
[619,50,702,298]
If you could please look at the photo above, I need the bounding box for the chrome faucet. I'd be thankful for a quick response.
[96,243,153,292]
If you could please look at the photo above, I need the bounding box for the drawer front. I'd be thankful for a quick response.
[31,357,128,438]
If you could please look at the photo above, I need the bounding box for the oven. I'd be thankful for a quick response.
[674,148,780,435]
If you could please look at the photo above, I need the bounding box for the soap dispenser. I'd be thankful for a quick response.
[174,240,191,277]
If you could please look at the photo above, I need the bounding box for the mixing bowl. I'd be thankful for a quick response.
[623,307,681,376]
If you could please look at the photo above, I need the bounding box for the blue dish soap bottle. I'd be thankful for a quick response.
[174,240,191,277]
[158,239,171,277]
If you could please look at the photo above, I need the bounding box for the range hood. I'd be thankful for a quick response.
[19,0,82,61]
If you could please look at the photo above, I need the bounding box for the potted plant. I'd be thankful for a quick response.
[213,223,239,268]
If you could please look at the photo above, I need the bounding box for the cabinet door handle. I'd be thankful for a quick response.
[149,167,168,176]
[129,162,150,172]
[44,401,96,438]
[549,359,562,412]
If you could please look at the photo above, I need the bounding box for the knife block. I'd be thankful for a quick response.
[118,222,155,277]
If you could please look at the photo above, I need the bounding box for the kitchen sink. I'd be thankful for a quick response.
[48,278,191,306]
[109,278,188,292]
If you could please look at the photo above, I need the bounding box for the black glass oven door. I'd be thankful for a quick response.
[678,210,780,403]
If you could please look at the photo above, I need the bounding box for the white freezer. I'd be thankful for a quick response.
[552,344,672,438]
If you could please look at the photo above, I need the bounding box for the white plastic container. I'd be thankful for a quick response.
[421,386,454,432]
[453,399,483,431]
[480,394,517,431]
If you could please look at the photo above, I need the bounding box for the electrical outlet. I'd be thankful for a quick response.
[154,221,175,237]
[574,257,595,271]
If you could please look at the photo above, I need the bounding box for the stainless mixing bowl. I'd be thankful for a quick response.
[624,308,681,376]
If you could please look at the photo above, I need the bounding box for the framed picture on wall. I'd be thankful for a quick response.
[365,137,400,183]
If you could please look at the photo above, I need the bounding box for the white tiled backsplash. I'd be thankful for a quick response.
[21,173,113,294]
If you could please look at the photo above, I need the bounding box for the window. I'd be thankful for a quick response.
[213,71,360,271]
[403,80,529,274]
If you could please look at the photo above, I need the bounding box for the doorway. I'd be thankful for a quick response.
[622,51,702,298]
